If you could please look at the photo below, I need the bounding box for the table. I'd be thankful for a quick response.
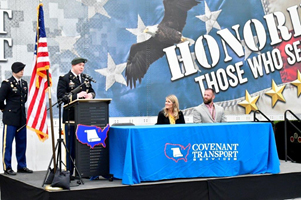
[109,122,280,185]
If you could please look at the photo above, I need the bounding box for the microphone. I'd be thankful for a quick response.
[83,74,96,83]
[71,85,82,94]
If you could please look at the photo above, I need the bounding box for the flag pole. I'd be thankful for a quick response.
[37,0,56,172]
[46,70,57,173]
[38,0,56,172]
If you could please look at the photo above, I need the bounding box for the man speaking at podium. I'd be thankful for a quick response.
[57,57,95,176]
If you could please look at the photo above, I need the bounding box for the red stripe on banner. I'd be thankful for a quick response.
[277,33,301,83]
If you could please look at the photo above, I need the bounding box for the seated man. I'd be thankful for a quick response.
[193,88,226,123]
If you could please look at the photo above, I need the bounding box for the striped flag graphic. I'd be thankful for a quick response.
[26,3,52,141]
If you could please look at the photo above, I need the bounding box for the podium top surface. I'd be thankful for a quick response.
[63,98,112,108]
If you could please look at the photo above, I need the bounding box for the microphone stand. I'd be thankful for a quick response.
[42,82,87,187]
[17,81,88,132]
[65,81,87,183]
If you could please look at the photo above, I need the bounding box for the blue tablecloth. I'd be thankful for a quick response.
[109,122,280,185]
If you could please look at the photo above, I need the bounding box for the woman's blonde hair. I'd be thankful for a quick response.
[163,94,180,120]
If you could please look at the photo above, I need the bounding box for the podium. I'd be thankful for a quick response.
[64,99,111,177]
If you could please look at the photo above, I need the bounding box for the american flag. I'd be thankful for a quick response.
[26,3,51,142]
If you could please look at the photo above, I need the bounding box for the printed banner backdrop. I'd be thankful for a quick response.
[1,0,301,118]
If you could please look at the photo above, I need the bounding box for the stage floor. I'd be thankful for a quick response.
[5,160,300,189]
[1,160,301,200]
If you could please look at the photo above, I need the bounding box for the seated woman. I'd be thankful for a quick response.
[156,94,185,124]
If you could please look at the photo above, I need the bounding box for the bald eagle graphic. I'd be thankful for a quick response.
[125,0,200,88]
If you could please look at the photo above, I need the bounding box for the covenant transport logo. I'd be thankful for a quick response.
[165,142,239,162]
[164,143,191,162]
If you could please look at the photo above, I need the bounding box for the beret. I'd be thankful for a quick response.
[11,62,26,73]
[71,57,87,65]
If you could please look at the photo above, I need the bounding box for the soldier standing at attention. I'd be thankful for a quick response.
[0,62,33,175]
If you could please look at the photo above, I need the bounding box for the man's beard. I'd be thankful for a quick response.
[204,98,212,104]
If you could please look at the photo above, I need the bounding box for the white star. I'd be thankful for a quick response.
[241,36,261,60]
[95,53,127,91]
[126,15,152,43]
[196,1,222,34]
[78,0,111,19]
